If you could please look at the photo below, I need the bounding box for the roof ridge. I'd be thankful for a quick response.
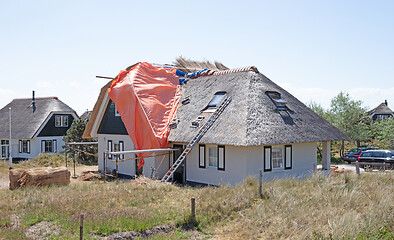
[13,97,58,100]
[212,66,259,75]
[185,66,259,79]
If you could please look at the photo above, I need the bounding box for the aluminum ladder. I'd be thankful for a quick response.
[162,96,232,182]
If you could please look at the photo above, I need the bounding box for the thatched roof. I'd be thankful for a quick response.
[0,97,76,139]
[367,101,394,115]
[174,56,229,73]
[168,70,349,146]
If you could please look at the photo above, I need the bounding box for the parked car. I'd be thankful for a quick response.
[357,150,394,171]
[343,147,376,163]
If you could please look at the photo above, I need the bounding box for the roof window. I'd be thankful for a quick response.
[202,91,226,112]
[266,91,288,111]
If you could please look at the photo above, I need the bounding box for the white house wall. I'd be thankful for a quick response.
[98,134,171,178]
[5,136,66,160]
[98,134,136,176]
[176,142,317,186]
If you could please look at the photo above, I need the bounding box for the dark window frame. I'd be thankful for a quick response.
[264,146,272,172]
[218,145,225,171]
[285,145,292,170]
[199,144,206,168]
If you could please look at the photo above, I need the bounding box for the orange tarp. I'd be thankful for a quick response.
[108,62,181,168]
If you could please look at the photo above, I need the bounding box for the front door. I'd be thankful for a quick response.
[172,144,185,184]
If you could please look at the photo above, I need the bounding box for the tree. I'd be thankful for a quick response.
[63,118,97,164]
[328,92,370,147]
[369,117,394,149]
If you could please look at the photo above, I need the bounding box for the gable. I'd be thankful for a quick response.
[97,100,128,135]
[37,114,75,137]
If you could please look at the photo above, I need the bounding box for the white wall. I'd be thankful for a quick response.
[97,134,171,178]
[178,142,317,186]
[5,136,66,160]
[98,134,137,176]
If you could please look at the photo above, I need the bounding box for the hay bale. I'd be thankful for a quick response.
[77,171,102,181]
[10,167,70,189]
[9,168,26,190]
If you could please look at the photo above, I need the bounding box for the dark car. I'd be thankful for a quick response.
[343,147,376,163]
[357,150,394,171]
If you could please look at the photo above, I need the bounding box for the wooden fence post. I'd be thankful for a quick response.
[73,151,76,178]
[355,161,360,177]
[313,163,317,173]
[65,151,68,167]
[191,198,196,222]
[259,169,263,198]
[79,213,84,240]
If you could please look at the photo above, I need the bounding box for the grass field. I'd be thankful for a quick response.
[0,156,393,239]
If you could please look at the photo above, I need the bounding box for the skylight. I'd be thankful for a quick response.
[207,92,226,109]
[266,91,288,111]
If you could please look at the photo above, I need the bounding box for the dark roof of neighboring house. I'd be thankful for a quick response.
[0,97,77,139]
[367,102,394,116]
[168,70,350,146]
[80,110,92,122]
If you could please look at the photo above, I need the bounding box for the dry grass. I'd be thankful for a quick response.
[0,164,393,239]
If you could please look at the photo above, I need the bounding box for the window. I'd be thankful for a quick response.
[55,115,69,127]
[107,140,112,159]
[204,145,225,170]
[285,145,292,169]
[272,148,283,169]
[1,140,9,158]
[19,140,30,154]
[202,92,226,111]
[218,145,225,171]
[115,109,120,117]
[264,146,272,172]
[208,146,218,168]
[41,140,56,153]
[119,141,124,159]
[266,91,288,111]
[199,144,206,168]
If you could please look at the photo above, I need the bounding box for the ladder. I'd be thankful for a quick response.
[162,96,232,182]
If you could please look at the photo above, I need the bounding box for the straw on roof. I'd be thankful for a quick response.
[168,71,349,146]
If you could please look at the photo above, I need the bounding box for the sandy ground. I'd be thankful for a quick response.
[0,165,98,190]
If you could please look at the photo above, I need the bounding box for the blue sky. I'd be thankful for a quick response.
[1,0,393,115]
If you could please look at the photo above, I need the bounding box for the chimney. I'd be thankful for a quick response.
[385,100,388,106]
[32,91,36,112]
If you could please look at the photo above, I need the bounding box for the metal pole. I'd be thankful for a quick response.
[9,107,12,169]
[355,161,360,177]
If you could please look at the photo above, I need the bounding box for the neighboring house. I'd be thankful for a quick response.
[83,64,349,186]
[367,100,394,121]
[80,110,92,123]
[0,94,78,160]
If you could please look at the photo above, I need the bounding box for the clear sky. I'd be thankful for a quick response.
[1,0,393,115]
